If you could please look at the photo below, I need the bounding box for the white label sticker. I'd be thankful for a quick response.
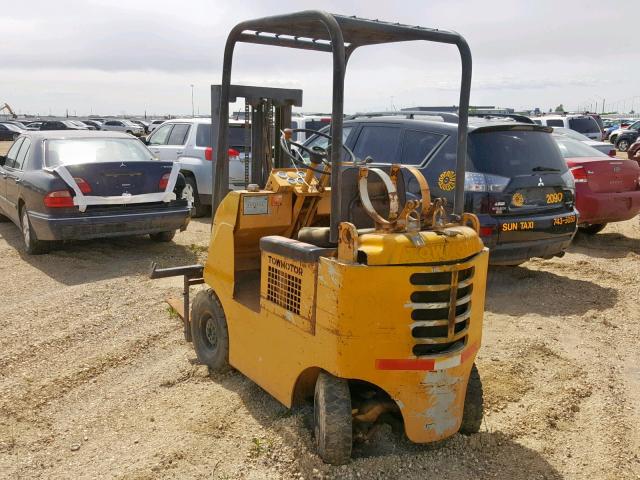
[243,195,269,215]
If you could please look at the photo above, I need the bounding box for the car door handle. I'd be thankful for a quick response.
[176,151,183,155]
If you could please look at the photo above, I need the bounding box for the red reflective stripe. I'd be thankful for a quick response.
[375,358,435,371]
[376,343,479,371]
[461,342,479,364]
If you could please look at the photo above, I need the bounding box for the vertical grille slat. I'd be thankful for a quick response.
[267,265,302,315]
[409,266,474,357]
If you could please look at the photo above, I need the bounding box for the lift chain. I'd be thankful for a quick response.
[244,101,251,188]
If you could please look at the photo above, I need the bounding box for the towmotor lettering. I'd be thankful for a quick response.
[267,255,303,276]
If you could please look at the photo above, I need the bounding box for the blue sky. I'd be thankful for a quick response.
[0,0,636,116]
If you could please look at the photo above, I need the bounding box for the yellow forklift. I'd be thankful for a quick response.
[151,11,488,464]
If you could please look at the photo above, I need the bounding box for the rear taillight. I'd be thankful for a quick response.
[479,226,495,237]
[44,190,74,208]
[74,177,92,194]
[608,149,616,157]
[570,166,588,183]
[205,147,241,161]
[159,172,171,189]
[464,172,510,192]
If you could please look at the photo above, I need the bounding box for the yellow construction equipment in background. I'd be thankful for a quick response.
[151,10,488,464]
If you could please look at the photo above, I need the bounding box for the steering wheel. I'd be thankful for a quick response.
[280,128,357,174]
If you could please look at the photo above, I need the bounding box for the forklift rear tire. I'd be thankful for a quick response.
[314,372,353,465]
[190,289,229,372]
[459,363,483,434]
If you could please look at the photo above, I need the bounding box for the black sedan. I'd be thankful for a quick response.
[0,123,25,141]
[0,131,191,254]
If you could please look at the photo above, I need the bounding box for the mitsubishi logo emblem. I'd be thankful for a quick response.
[120,162,126,168]
[537,177,544,187]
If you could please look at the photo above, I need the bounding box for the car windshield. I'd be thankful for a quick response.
[568,117,599,134]
[553,135,608,158]
[552,127,590,142]
[468,129,568,176]
[44,138,153,167]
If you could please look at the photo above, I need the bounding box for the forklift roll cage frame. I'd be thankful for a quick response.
[213,10,472,243]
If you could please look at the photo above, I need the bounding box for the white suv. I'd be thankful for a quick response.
[533,114,602,140]
[101,119,145,136]
[144,118,249,217]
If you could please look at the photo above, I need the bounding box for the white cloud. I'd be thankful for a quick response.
[0,0,636,116]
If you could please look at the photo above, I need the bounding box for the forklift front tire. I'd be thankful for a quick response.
[314,372,353,465]
[190,289,229,372]
[459,363,484,434]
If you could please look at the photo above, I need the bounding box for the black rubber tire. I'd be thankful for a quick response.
[616,138,631,152]
[125,130,133,135]
[459,363,483,434]
[20,207,49,255]
[609,134,618,145]
[183,175,209,218]
[190,289,229,372]
[579,223,607,235]
[149,231,176,242]
[314,372,353,465]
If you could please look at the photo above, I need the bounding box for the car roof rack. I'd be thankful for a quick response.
[347,110,460,122]
[347,110,535,125]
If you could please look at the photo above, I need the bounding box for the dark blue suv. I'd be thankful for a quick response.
[304,115,578,265]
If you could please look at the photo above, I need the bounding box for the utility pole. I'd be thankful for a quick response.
[602,99,605,114]
[190,84,195,117]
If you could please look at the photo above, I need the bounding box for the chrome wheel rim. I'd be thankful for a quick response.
[22,211,30,246]
[181,183,195,204]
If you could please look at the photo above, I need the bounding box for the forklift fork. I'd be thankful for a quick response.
[149,262,204,342]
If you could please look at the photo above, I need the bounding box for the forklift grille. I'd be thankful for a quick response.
[266,265,302,315]
[409,267,474,356]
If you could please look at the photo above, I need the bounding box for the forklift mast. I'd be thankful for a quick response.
[213,11,472,243]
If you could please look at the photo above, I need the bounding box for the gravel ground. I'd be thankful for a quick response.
[0,207,639,479]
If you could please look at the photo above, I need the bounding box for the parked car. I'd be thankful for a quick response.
[25,121,43,130]
[552,134,640,234]
[81,120,103,130]
[608,119,640,146]
[613,127,639,152]
[533,114,602,140]
[0,120,29,130]
[38,120,89,131]
[148,119,167,133]
[551,127,616,156]
[628,139,640,165]
[289,114,331,142]
[144,118,245,217]
[101,119,145,136]
[304,115,578,265]
[0,131,191,254]
[0,123,25,141]
[131,119,150,134]
[68,120,93,130]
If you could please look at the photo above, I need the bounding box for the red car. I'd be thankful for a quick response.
[554,135,640,234]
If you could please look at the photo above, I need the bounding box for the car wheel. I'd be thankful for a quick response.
[314,372,352,465]
[21,207,49,255]
[616,138,631,152]
[125,130,133,135]
[149,231,176,242]
[190,289,230,372]
[459,363,484,434]
[609,135,617,145]
[183,175,209,218]
[579,223,607,235]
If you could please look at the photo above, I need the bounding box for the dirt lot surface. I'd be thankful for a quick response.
[0,212,639,479]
